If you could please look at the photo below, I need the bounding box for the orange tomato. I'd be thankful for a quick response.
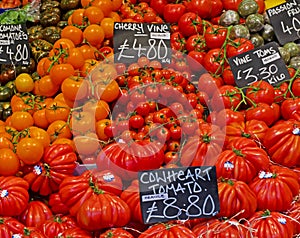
[91,0,112,16]
[111,0,122,11]
[95,118,110,141]
[70,111,95,136]
[15,73,35,93]
[0,136,14,149]
[47,120,72,142]
[82,99,110,121]
[37,57,52,77]
[16,137,44,165]
[80,0,91,7]
[73,132,100,155]
[61,76,90,102]
[109,11,121,22]
[10,111,34,131]
[66,47,85,70]
[83,24,105,48]
[52,38,75,56]
[26,127,51,149]
[45,101,71,124]
[84,6,104,24]
[33,109,50,129]
[70,8,86,26]
[49,63,76,86]
[79,44,97,60]
[0,148,20,176]
[61,25,83,46]
[100,17,114,39]
[94,79,120,102]
[37,75,60,97]
[80,59,98,77]
[10,95,34,114]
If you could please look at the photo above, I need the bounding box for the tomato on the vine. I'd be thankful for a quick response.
[204,25,227,49]
[226,38,254,58]
[178,12,203,37]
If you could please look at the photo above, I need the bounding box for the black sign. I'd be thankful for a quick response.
[266,0,300,45]
[138,166,220,224]
[0,23,30,65]
[113,22,171,65]
[228,42,290,87]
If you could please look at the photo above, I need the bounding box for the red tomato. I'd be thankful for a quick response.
[178,12,203,37]
[204,25,227,49]
[226,38,254,58]
[246,80,275,105]
[211,85,242,111]
[163,3,186,24]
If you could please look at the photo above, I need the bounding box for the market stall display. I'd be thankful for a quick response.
[0,0,299,237]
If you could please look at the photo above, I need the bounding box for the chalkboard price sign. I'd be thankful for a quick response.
[138,166,220,224]
[266,0,300,45]
[113,22,171,65]
[228,42,290,87]
[0,23,30,65]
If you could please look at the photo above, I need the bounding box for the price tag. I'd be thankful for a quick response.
[266,0,300,45]
[228,42,290,87]
[138,166,220,224]
[113,22,171,65]
[0,23,30,65]
[265,0,286,9]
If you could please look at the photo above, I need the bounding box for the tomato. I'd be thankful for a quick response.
[140,223,196,237]
[100,17,114,39]
[61,76,89,102]
[84,6,104,24]
[249,165,299,212]
[204,25,227,49]
[10,111,34,131]
[0,136,13,150]
[91,0,113,16]
[0,176,29,216]
[71,111,95,136]
[37,57,52,77]
[185,0,215,19]
[33,109,49,129]
[48,193,69,215]
[245,102,278,126]
[211,85,242,111]
[79,44,98,60]
[96,118,111,141]
[74,133,100,156]
[82,99,110,121]
[274,82,290,103]
[246,80,275,105]
[197,73,222,97]
[226,38,254,58]
[18,201,53,227]
[23,144,77,196]
[222,0,242,11]
[100,228,134,238]
[52,38,75,56]
[15,73,35,93]
[180,123,225,166]
[40,215,77,237]
[185,34,206,52]
[57,227,92,237]
[37,75,60,97]
[45,101,70,124]
[129,114,145,129]
[217,178,257,219]
[16,137,44,165]
[49,63,75,86]
[0,217,25,238]
[93,169,123,196]
[178,12,203,37]
[0,148,20,176]
[61,25,83,46]
[96,140,164,179]
[66,47,85,70]
[70,9,86,26]
[47,120,72,142]
[83,24,105,48]
[193,218,249,237]
[281,97,300,120]
[263,119,300,167]
[222,65,236,85]
[248,210,294,238]
[163,3,186,24]
[215,137,270,183]
[224,119,268,145]
[203,48,226,75]
[94,79,120,102]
